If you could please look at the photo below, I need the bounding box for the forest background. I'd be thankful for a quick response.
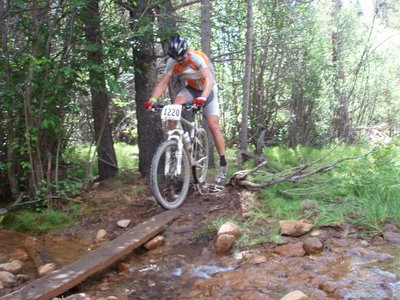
[0,0,400,220]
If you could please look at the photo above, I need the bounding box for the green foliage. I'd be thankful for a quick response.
[75,142,138,178]
[114,143,139,170]
[342,143,400,229]
[234,142,400,248]
[2,209,74,234]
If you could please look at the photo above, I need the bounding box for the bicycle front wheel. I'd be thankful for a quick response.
[192,128,209,183]
[150,140,191,209]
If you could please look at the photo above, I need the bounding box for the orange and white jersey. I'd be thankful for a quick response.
[164,50,215,91]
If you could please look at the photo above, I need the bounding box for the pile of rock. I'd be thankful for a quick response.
[0,260,29,290]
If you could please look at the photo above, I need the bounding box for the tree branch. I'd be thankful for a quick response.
[228,148,375,190]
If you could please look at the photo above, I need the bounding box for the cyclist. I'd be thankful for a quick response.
[144,34,227,183]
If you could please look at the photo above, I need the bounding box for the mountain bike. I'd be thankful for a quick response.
[149,103,209,209]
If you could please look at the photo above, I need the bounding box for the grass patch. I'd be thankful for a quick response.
[2,209,74,234]
[222,141,400,249]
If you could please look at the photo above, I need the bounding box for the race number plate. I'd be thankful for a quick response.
[161,104,182,121]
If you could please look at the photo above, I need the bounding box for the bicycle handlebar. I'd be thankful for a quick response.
[151,102,203,113]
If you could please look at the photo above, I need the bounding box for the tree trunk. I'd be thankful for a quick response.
[133,0,163,177]
[200,0,215,168]
[238,0,254,164]
[200,0,211,56]
[329,0,351,142]
[0,0,19,200]
[83,0,118,180]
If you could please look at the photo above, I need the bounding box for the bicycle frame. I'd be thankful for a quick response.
[163,111,198,176]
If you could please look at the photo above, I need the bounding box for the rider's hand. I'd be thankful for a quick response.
[144,100,155,110]
[193,97,206,106]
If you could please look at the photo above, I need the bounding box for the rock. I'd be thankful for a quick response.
[96,229,107,242]
[217,221,242,238]
[279,220,313,236]
[216,234,236,255]
[147,279,156,287]
[117,219,131,228]
[273,242,305,257]
[280,290,309,300]
[303,237,323,254]
[144,235,165,250]
[64,293,92,300]
[38,262,57,277]
[118,262,130,272]
[16,274,30,283]
[251,255,268,264]
[384,231,400,244]
[0,271,16,287]
[0,260,23,274]
[0,281,3,289]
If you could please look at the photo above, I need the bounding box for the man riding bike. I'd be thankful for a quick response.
[144,34,227,183]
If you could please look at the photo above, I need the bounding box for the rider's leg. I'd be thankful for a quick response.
[168,94,187,129]
[202,86,227,182]
[206,115,227,183]
[205,115,225,159]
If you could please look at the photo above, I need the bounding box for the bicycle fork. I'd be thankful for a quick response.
[165,129,184,176]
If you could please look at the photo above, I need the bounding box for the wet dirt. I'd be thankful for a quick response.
[1,174,400,299]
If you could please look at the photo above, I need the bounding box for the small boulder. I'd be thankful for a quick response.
[0,271,16,287]
[273,242,305,257]
[216,234,236,255]
[279,220,313,237]
[217,221,242,238]
[144,235,165,250]
[16,274,30,283]
[303,237,323,255]
[64,293,93,300]
[38,263,57,277]
[96,229,107,243]
[0,260,23,274]
[384,231,400,244]
[280,290,309,300]
[117,219,131,228]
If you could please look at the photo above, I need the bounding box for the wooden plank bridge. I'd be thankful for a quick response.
[1,210,179,300]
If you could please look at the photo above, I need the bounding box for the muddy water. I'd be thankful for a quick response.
[0,229,89,288]
[1,229,399,299]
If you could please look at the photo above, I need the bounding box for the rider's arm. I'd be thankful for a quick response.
[150,73,172,100]
[199,67,215,99]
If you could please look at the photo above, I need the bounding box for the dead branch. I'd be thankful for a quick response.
[228,148,375,190]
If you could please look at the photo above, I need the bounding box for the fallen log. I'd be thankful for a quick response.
[23,237,60,277]
[1,209,180,300]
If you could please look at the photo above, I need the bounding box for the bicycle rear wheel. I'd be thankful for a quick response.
[150,140,191,209]
[192,128,209,183]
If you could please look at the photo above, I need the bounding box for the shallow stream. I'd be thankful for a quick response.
[1,229,399,299]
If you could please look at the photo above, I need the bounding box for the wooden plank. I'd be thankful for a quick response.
[1,210,179,300]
